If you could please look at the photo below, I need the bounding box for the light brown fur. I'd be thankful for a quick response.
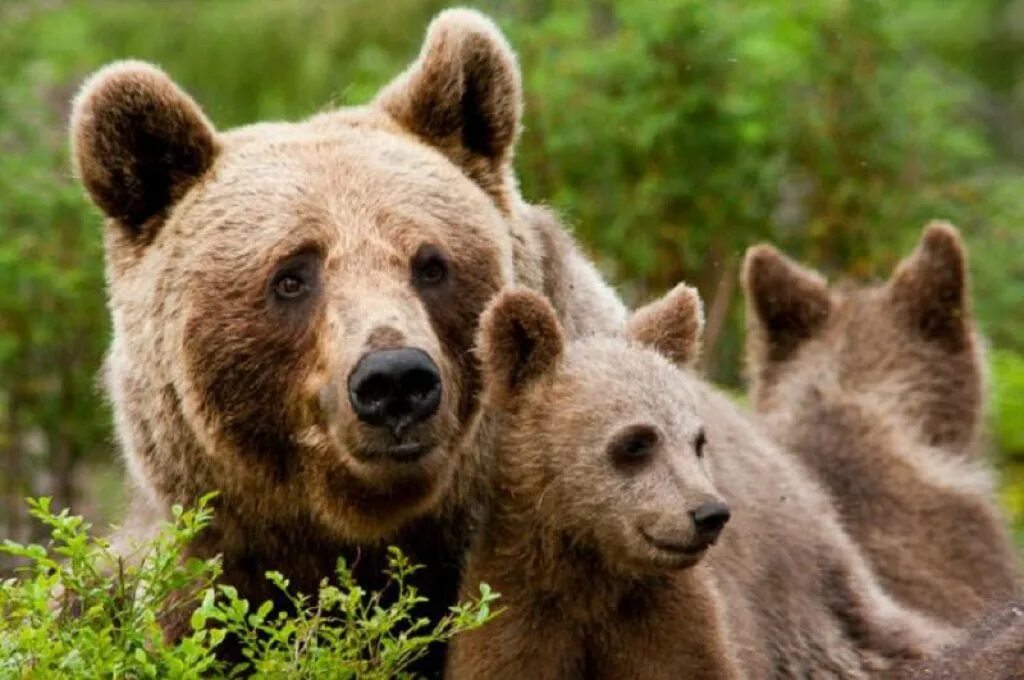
[893,601,1024,679]
[742,222,1019,626]
[70,9,625,671]
[450,287,953,679]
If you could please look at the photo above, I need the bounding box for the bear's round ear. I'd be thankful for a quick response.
[888,221,971,352]
[742,244,832,365]
[375,9,521,207]
[627,284,705,368]
[477,288,564,405]
[70,60,218,240]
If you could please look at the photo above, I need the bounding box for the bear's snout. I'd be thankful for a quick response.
[347,347,443,445]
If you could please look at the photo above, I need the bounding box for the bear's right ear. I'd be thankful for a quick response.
[887,221,972,352]
[742,244,832,364]
[626,284,705,368]
[375,9,521,207]
[70,61,218,240]
[477,289,564,405]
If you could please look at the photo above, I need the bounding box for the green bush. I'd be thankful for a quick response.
[992,349,1024,546]
[0,496,499,679]
[993,349,1024,459]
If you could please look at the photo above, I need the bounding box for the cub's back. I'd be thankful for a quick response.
[697,383,948,677]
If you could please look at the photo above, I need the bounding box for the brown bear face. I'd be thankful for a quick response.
[478,286,730,574]
[173,129,511,538]
[71,11,530,540]
[743,222,983,451]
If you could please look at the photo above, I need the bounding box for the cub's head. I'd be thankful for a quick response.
[742,222,983,450]
[71,11,528,540]
[477,286,729,573]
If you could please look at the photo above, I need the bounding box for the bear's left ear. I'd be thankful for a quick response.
[375,9,521,207]
[888,221,972,351]
[742,244,832,364]
[627,284,704,368]
[477,288,564,405]
[70,61,219,240]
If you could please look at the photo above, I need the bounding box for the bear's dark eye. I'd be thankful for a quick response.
[608,425,660,466]
[694,428,707,459]
[274,274,307,299]
[269,250,319,304]
[411,244,449,288]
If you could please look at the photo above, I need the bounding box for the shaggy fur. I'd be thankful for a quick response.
[70,9,625,672]
[893,601,1024,679]
[742,222,1019,626]
[449,287,953,679]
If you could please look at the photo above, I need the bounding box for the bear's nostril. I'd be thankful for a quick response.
[348,348,442,440]
[692,501,731,539]
[404,368,440,401]
[355,373,392,407]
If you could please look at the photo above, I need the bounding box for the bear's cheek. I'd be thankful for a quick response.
[182,292,324,482]
[416,248,506,428]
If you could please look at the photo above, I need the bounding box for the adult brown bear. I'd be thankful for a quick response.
[69,8,624,671]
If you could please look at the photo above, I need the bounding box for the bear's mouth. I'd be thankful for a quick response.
[354,440,437,464]
[638,527,709,558]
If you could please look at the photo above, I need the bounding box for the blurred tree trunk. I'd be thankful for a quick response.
[4,381,24,543]
[53,356,79,512]
[700,254,737,378]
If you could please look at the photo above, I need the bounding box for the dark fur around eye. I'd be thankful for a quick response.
[268,250,320,304]
[609,425,660,466]
[694,428,707,458]
[411,244,449,288]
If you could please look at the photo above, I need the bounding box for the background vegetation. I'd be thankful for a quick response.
[2,0,1024,550]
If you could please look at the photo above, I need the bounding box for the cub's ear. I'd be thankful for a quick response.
[888,221,971,351]
[375,9,521,206]
[477,289,564,404]
[70,60,218,239]
[627,284,704,368]
[742,244,832,364]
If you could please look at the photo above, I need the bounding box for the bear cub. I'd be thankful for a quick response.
[743,221,1019,625]
[449,284,952,679]
[447,285,741,679]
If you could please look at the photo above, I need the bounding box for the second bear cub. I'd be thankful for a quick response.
[742,222,1019,625]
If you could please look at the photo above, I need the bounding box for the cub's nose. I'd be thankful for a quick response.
[691,501,731,541]
[348,348,442,437]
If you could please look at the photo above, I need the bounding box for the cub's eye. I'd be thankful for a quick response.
[274,274,307,299]
[608,425,660,466]
[411,245,449,288]
[268,250,319,304]
[694,429,707,459]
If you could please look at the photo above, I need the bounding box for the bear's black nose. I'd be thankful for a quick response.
[348,348,442,438]
[691,500,731,540]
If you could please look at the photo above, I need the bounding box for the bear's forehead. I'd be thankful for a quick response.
[827,292,906,358]
[554,341,701,429]
[212,123,489,209]
[167,123,508,261]
[778,289,923,391]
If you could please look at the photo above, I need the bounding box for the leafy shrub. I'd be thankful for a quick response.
[0,496,498,679]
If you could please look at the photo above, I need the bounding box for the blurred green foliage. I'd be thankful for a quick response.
[1,0,1023,543]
